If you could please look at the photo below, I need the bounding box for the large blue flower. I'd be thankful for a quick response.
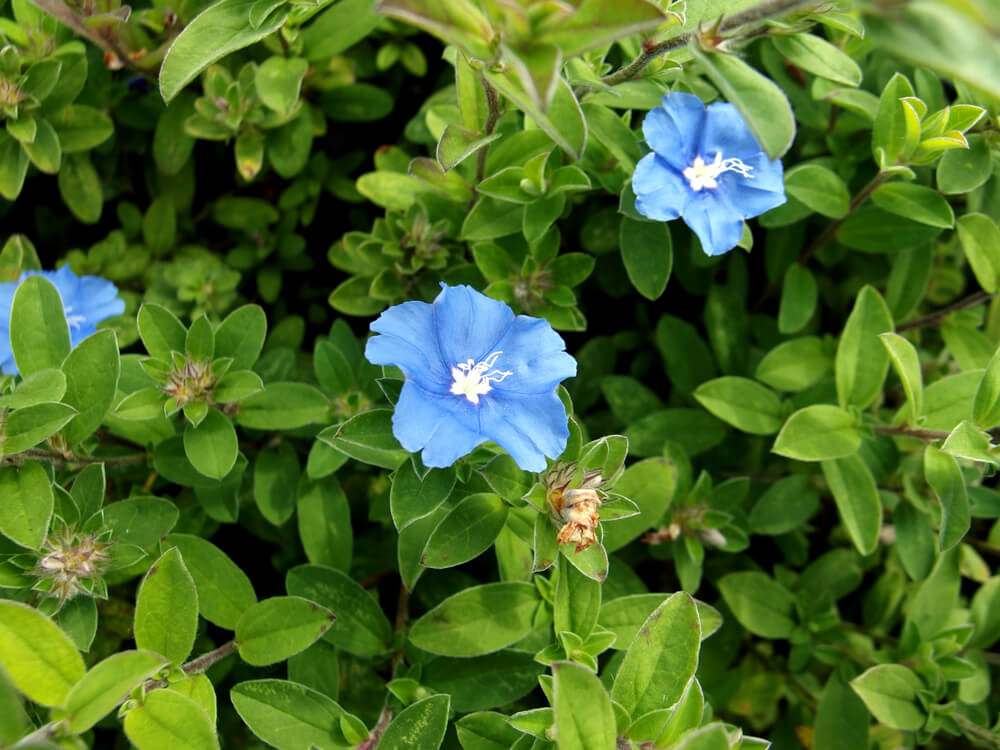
[633,91,786,256]
[0,266,125,375]
[365,284,577,472]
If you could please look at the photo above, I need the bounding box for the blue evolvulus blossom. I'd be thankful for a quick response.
[633,91,786,256]
[0,266,125,375]
[365,283,577,472]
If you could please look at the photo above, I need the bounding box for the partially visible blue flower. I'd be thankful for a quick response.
[365,284,577,472]
[0,266,125,375]
[633,91,786,256]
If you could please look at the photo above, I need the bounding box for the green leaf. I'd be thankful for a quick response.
[619,217,672,300]
[123,689,219,750]
[285,564,392,657]
[850,665,926,731]
[0,368,65,409]
[213,305,266,370]
[974,347,1000,428]
[693,376,784,435]
[611,592,700,718]
[58,153,102,223]
[923,444,970,551]
[255,56,308,116]
[252,442,299,525]
[483,72,587,160]
[408,582,540,657]
[378,694,450,750]
[159,0,291,102]
[60,329,120,445]
[755,336,830,392]
[377,0,494,59]
[65,651,167,732]
[863,3,1000,103]
[957,213,1000,295]
[602,458,676,552]
[317,409,407,469]
[184,408,238,480]
[536,0,666,57]
[835,285,893,410]
[872,73,915,167]
[717,571,796,639]
[821,455,882,555]
[599,594,721,648]
[783,164,850,219]
[423,651,544,713]
[230,679,355,750]
[22,117,61,173]
[297,477,353,572]
[772,33,862,87]
[554,554,602,640]
[814,673,870,750]
[103,496,179,548]
[0,130,29,200]
[553,662,617,750]
[10,275,70,377]
[749,474,820,535]
[836,205,943,252]
[0,600,85,707]
[456,712,524,750]
[3,402,77,455]
[871,182,954,228]
[390,461,456,530]
[134,547,199,666]
[690,46,796,158]
[137,303,187,361]
[48,105,113,153]
[0,461,53,549]
[163,534,257,630]
[301,0,378,60]
[880,333,923,419]
[236,596,335,666]
[436,124,502,171]
[153,92,196,175]
[237,382,329,430]
[422,492,508,568]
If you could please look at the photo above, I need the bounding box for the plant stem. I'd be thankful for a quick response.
[11,640,236,748]
[474,76,502,184]
[24,0,146,74]
[896,290,994,332]
[872,423,951,442]
[19,449,149,467]
[753,170,891,310]
[601,0,815,86]
[954,714,1000,749]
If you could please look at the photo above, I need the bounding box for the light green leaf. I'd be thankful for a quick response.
[835,285,893,410]
[422,492,508,569]
[60,329,120,445]
[772,33,862,87]
[230,679,354,750]
[183,408,238,480]
[66,651,167,732]
[871,182,954,228]
[957,213,1000,294]
[924,444,970,551]
[377,694,450,750]
[880,333,923,418]
[717,571,796,639]
[163,534,257,630]
[0,461,53,549]
[821,455,882,555]
[133,547,198,666]
[317,409,407,469]
[10,275,70,377]
[850,665,926,731]
[784,164,850,219]
[123,689,219,750]
[235,596,335,666]
[693,376,784,435]
[554,662,617,750]
[0,600,85,707]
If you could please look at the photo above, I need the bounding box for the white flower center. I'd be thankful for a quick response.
[450,350,512,404]
[63,305,85,330]
[682,152,754,191]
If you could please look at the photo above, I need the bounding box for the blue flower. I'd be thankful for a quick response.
[365,284,577,472]
[0,266,125,375]
[633,91,786,256]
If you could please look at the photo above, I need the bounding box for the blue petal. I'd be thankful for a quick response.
[642,92,705,170]
[479,391,570,472]
[391,381,451,452]
[366,299,451,391]
[699,101,763,160]
[431,284,515,369]
[492,316,576,395]
[718,153,786,219]
[393,381,486,467]
[633,155,689,222]
[682,189,746,256]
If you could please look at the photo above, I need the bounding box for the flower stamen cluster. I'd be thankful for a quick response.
[450,350,512,404]
[683,152,755,191]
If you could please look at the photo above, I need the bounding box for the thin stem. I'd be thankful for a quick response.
[872,423,951,443]
[753,171,892,311]
[954,714,1000,749]
[24,0,146,74]
[12,641,236,749]
[896,290,993,332]
[601,0,815,86]
[474,76,502,184]
[19,449,148,467]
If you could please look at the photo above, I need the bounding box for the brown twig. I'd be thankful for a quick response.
[24,0,146,75]
[871,423,951,443]
[474,76,502,184]
[896,290,993,332]
[20,449,149,467]
[601,0,816,86]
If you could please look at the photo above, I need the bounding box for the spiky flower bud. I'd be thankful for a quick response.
[34,526,111,606]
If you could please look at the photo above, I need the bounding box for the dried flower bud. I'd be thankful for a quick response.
[556,488,601,553]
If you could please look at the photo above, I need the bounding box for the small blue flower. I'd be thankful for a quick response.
[365,284,577,472]
[0,266,125,375]
[633,91,786,256]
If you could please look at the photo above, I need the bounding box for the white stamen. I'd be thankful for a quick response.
[682,152,754,191]
[63,306,85,330]
[450,350,512,404]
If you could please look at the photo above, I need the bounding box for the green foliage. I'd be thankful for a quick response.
[1,0,1000,749]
